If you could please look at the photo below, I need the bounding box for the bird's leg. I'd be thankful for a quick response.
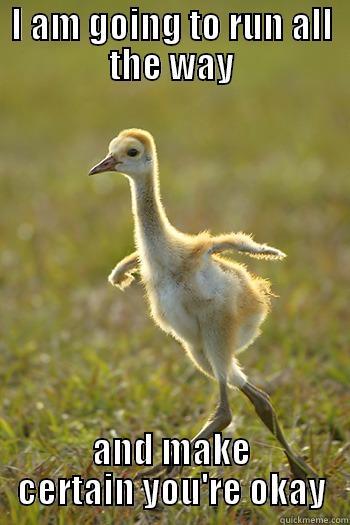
[192,380,232,441]
[241,381,317,478]
[135,381,232,480]
[164,381,232,478]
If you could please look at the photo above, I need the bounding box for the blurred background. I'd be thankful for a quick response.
[0,0,349,523]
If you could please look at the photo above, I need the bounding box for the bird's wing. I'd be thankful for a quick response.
[208,232,286,260]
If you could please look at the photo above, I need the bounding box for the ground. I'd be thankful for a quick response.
[0,1,349,523]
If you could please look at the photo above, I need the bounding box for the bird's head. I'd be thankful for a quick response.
[89,129,156,180]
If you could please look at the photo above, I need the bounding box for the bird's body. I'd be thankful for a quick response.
[139,227,269,384]
[89,128,316,479]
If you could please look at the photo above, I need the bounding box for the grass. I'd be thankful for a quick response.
[0,0,349,523]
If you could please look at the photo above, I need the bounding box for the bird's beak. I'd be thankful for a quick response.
[89,154,116,176]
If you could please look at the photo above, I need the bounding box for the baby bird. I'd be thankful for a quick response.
[89,129,316,479]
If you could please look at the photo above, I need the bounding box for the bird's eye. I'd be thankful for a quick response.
[127,148,138,157]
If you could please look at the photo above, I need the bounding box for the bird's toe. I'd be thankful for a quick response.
[286,453,318,479]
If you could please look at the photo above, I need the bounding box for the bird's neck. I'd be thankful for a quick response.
[129,166,173,254]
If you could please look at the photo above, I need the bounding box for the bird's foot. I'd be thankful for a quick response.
[135,463,184,481]
[286,452,318,479]
[134,462,167,481]
[165,464,184,478]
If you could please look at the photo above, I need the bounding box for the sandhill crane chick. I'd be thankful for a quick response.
[89,129,316,479]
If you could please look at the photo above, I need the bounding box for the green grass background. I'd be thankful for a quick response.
[0,0,349,523]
